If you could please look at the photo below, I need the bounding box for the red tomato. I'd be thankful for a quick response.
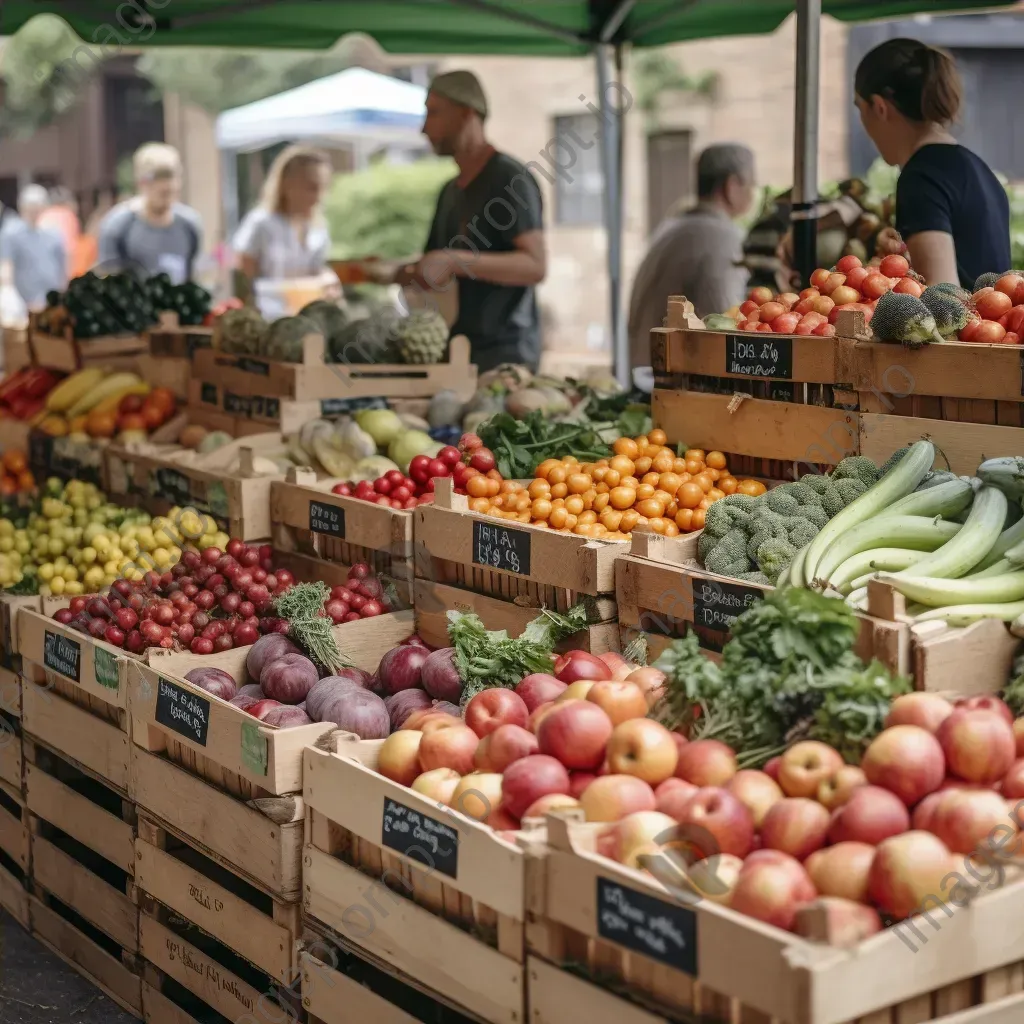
[409,454,432,483]
[438,446,462,467]
[1015,280,1024,306]
[994,274,1022,298]
[739,299,759,316]
[976,289,1013,321]
[427,458,450,478]
[829,285,862,306]
[844,266,870,291]
[799,287,820,300]
[830,301,874,326]
[800,311,827,327]
[812,295,835,316]
[758,301,786,323]
[809,268,831,289]
[748,286,773,304]
[893,277,924,297]
[755,323,774,333]
[793,297,817,315]
[958,318,980,342]
[771,312,800,334]
[836,254,863,274]
[879,254,910,278]
[1001,307,1024,334]
[970,320,1007,344]
[813,322,837,337]
[794,321,816,335]
[821,272,846,296]
[861,274,893,300]
[1004,332,1021,345]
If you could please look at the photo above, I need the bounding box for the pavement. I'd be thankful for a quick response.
[0,912,137,1024]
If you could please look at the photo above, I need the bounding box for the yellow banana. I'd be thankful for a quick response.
[45,368,105,412]
[90,381,151,416]
[66,372,142,419]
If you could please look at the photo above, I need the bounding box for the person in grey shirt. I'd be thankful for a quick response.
[0,185,67,310]
[97,142,203,283]
[628,144,756,368]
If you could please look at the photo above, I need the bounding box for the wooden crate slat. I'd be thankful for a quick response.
[0,793,28,871]
[653,389,860,465]
[300,951,422,1024]
[0,859,29,928]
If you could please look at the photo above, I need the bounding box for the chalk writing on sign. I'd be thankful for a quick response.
[381,797,459,878]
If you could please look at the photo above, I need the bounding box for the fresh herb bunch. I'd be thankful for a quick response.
[477,411,612,480]
[571,385,652,440]
[274,581,351,673]
[653,588,909,765]
[448,604,590,703]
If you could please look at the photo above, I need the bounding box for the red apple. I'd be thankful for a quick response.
[515,673,567,712]
[930,788,1016,855]
[624,666,666,708]
[730,854,817,931]
[727,770,783,828]
[501,755,571,820]
[867,831,957,920]
[555,680,597,703]
[569,771,598,799]
[418,723,479,775]
[475,724,538,772]
[885,692,953,734]
[586,681,648,725]
[654,777,699,819]
[764,757,781,782]
[554,651,611,684]
[537,700,613,770]
[956,695,1013,726]
[607,810,679,867]
[827,785,910,846]
[449,772,504,821]
[464,688,529,738]
[805,842,876,903]
[817,765,867,810]
[937,710,1016,784]
[761,798,830,861]
[598,651,635,681]
[605,718,679,785]
[673,786,755,859]
[486,805,522,831]
[579,774,656,822]
[377,730,424,786]
[411,768,461,804]
[685,854,744,905]
[1002,758,1024,800]
[862,725,945,806]
[522,793,581,820]
[794,897,883,947]
[675,739,737,787]
[528,701,557,734]
[911,790,948,832]
[778,741,843,799]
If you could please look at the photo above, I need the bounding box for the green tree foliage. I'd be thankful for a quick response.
[323,159,456,260]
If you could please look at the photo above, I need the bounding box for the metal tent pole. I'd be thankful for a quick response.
[596,43,628,387]
[792,0,821,288]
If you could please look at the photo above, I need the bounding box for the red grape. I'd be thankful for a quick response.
[202,621,226,640]
[125,631,145,654]
[192,612,210,630]
[144,571,162,591]
[191,637,214,655]
[220,592,241,614]
[246,584,271,608]
[86,618,107,639]
[170,591,188,607]
[238,601,255,619]
[233,622,259,646]
[251,568,267,584]
[70,596,89,613]
[358,577,384,599]
[195,590,216,610]
[141,620,164,643]
[159,571,174,589]
[211,585,229,600]
[343,611,361,622]
[215,555,236,573]
[182,551,201,569]
[348,563,370,580]
[114,607,138,631]
[469,448,496,473]
[359,600,383,618]
[87,597,109,618]
[112,579,133,598]
[213,634,234,652]
[194,564,214,584]
[202,547,222,565]
[54,608,74,625]
[233,571,253,592]
[275,570,294,589]
[329,585,351,603]
[153,605,175,626]
[324,599,348,623]
[129,592,146,612]
[177,623,195,646]
[438,445,461,467]
[259,544,272,562]
[204,573,225,592]
[104,625,125,647]
[182,583,199,599]
[347,593,367,611]
[226,538,245,558]
[264,574,278,592]
[240,547,260,568]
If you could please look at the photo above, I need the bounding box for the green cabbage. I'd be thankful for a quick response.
[388,429,441,472]
[355,408,403,447]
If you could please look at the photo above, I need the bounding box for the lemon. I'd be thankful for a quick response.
[13,537,28,555]
[84,565,104,586]
[152,547,171,567]
[0,537,12,554]
[80,546,97,564]
[63,565,78,582]
[0,521,12,537]
[48,538,65,557]
[49,576,66,596]
[64,580,83,596]
[53,556,68,573]
[37,563,55,581]
[103,559,120,576]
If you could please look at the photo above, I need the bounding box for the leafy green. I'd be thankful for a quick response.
[478,411,612,479]
[273,582,350,673]
[447,604,590,704]
[653,588,909,765]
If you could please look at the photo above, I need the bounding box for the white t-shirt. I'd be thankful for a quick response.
[232,208,330,279]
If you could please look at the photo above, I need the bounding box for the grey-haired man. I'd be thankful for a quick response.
[628,143,756,367]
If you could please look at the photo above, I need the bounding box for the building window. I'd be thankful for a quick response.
[552,114,604,227]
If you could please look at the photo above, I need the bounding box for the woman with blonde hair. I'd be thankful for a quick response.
[233,146,334,284]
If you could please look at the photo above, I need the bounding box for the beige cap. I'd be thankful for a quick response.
[428,69,488,119]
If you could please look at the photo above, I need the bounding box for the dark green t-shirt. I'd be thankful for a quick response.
[425,152,544,372]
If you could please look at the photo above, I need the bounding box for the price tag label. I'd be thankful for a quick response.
[223,391,280,420]
[93,646,120,690]
[725,335,793,380]
[381,797,459,879]
[43,630,80,681]
[200,382,218,405]
[472,521,530,575]
[692,578,764,638]
[152,467,192,508]
[596,877,697,974]
[155,677,210,746]
[240,721,268,775]
[309,500,345,537]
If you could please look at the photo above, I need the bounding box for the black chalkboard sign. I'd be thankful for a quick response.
[472,520,530,575]
[155,677,210,746]
[596,877,697,974]
[152,467,192,508]
[43,630,80,681]
[381,797,459,878]
[235,357,271,376]
[223,392,280,420]
[692,577,764,634]
[724,335,793,380]
[201,382,217,405]
[309,500,345,537]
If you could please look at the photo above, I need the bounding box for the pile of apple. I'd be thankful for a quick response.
[733,254,914,337]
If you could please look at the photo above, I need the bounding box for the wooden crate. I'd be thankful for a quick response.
[135,813,302,986]
[188,377,325,435]
[104,432,292,540]
[616,529,770,657]
[528,812,1024,1024]
[0,776,29,927]
[130,611,411,799]
[302,732,539,1024]
[146,311,214,358]
[271,470,415,605]
[414,479,625,647]
[650,297,861,479]
[28,429,107,485]
[27,315,148,374]
[0,668,23,792]
[193,331,477,403]
[131,744,303,903]
[0,592,68,669]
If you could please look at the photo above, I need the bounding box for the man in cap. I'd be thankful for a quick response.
[394,70,547,372]
[628,143,756,367]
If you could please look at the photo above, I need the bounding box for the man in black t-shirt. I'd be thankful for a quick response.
[394,71,547,371]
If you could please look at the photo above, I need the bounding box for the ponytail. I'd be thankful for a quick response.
[855,38,962,126]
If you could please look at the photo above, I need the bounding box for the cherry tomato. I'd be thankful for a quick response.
[331,482,353,496]
[459,433,483,452]
[438,446,462,467]
[427,458,449,478]
[391,485,412,502]
[385,469,405,486]
[409,454,432,483]
[469,448,496,473]
[374,477,392,494]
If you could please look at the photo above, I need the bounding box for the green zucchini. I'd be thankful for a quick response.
[874,570,1024,607]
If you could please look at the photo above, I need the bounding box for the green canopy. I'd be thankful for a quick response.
[3,0,1015,53]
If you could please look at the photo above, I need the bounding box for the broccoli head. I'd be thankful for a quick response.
[703,528,754,577]
[703,497,753,540]
[833,456,880,488]
[733,570,772,586]
[833,477,869,507]
[879,447,911,477]
[756,536,797,584]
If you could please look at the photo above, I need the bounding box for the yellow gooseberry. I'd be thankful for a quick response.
[612,437,639,459]
[665,501,679,518]
[550,508,569,529]
[705,468,721,482]
[684,459,704,476]
[708,488,725,502]
[582,488,598,509]
[652,453,675,475]
[568,473,591,494]
[516,511,532,523]
[635,483,656,501]
[657,472,682,495]
[653,490,674,507]
[500,479,521,494]
[678,482,704,508]
[648,517,668,535]
[672,458,688,474]
[635,435,649,449]
[491,494,506,509]
[595,482,610,495]
[634,456,653,475]
[675,508,694,531]
[749,481,768,496]
[467,476,490,498]
[536,459,560,479]
[609,486,636,510]
[706,451,727,470]
[620,476,640,489]
[636,497,666,518]
[642,472,660,487]
[620,509,641,532]
[593,492,610,512]
[533,520,550,528]
[648,428,668,446]
[609,455,636,477]
[577,510,598,526]
[564,513,578,531]
[693,472,714,494]
[565,495,585,516]
[547,466,567,485]
[737,479,762,496]
[663,521,680,537]
[591,466,608,483]
[528,478,550,499]
[718,475,738,495]
[574,523,596,537]
[469,497,491,513]
[685,449,706,462]
[561,455,578,465]
[532,499,553,520]
[691,508,706,530]
[550,482,568,499]
[697,496,712,510]
[591,523,608,538]
[600,509,623,531]
[603,469,621,488]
